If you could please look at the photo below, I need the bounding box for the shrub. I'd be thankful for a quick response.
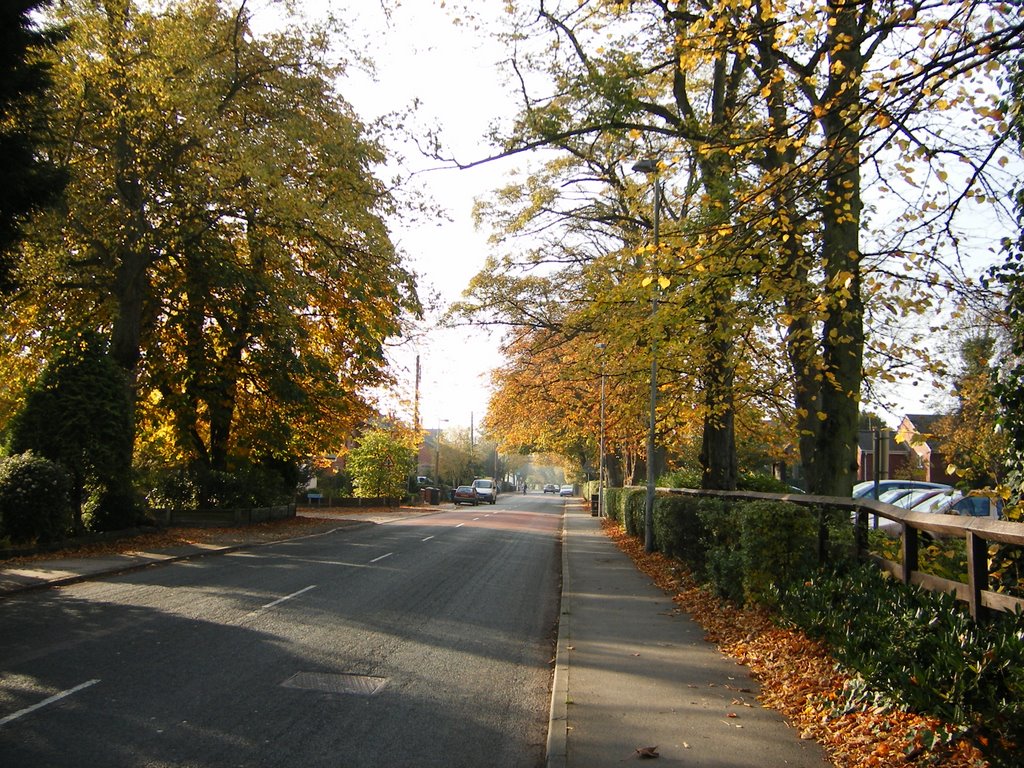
[0,452,72,544]
[652,494,705,571]
[146,461,294,510]
[623,488,647,538]
[779,565,1024,763]
[738,500,818,607]
[698,497,745,604]
[659,469,702,489]
[736,473,794,493]
[604,487,623,522]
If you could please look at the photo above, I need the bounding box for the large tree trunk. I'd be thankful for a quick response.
[815,0,865,496]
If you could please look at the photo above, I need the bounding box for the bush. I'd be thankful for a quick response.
[659,469,702,489]
[623,488,647,539]
[738,500,818,607]
[697,497,745,604]
[737,473,794,493]
[779,565,1024,763]
[0,452,72,544]
[146,461,294,510]
[652,494,706,571]
[604,487,623,522]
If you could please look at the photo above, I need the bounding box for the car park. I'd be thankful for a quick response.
[453,485,479,505]
[543,484,558,494]
[559,485,574,497]
[471,478,498,504]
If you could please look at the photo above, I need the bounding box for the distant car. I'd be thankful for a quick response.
[852,480,952,500]
[559,485,573,497]
[472,478,498,504]
[453,485,479,506]
[543,484,558,494]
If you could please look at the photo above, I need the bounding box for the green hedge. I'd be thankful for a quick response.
[779,565,1024,763]
[604,486,624,522]
[623,488,647,539]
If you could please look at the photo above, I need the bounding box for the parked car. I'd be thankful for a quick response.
[852,479,952,500]
[543,484,558,494]
[859,487,954,532]
[559,485,574,497]
[870,488,1001,537]
[472,478,498,504]
[453,485,479,506]
[911,490,1002,519]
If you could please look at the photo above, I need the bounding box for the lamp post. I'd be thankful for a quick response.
[633,158,661,553]
[596,342,607,517]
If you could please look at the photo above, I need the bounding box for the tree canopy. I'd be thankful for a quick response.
[0,0,421,511]
[453,0,1022,492]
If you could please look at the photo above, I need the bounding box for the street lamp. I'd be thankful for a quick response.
[596,342,607,517]
[633,157,661,553]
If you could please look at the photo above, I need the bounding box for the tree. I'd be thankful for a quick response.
[455,0,1021,496]
[7,1,419,485]
[0,0,66,290]
[6,332,134,531]
[347,427,416,500]
[932,334,1007,488]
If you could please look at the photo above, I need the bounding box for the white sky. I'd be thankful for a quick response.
[254,0,521,433]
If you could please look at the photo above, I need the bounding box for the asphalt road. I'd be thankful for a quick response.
[0,495,562,767]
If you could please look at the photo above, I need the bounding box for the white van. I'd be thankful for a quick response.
[472,478,498,504]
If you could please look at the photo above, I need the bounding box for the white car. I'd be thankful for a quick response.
[559,485,574,497]
[472,478,498,504]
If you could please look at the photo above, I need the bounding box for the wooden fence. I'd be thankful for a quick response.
[660,488,1024,620]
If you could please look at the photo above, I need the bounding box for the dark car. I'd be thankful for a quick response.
[543,484,558,494]
[453,485,479,506]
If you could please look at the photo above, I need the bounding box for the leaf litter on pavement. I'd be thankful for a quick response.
[601,519,988,768]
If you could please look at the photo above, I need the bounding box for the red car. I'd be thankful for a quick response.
[453,485,479,506]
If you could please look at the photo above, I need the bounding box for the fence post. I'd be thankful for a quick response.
[901,527,919,585]
[966,531,989,621]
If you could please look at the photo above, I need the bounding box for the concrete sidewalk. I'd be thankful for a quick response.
[549,504,829,768]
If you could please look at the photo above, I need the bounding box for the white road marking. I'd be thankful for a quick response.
[421,535,435,542]
[455,523,464,528]
[261,585,317,610]
[0,679,100,728]
[369,553,393,564]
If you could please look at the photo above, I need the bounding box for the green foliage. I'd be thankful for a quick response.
[659,469,702,489]
[622,487,647,538]
[779,566,1024,760]
[0,0,67,285]
[0,452,71,544]
[737,473,794,493]
[347,428,415,500]
[652,493,705,570]
[738,501,818,607]
[6,332,134,531]
[697,497,745,604]
[604,486,624,522]
[145,460,294,510]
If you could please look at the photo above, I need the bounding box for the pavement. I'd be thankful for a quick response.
[0,502,830,767]
[549,501,829,767]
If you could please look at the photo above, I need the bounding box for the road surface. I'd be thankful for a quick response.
[0,495,562,767]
